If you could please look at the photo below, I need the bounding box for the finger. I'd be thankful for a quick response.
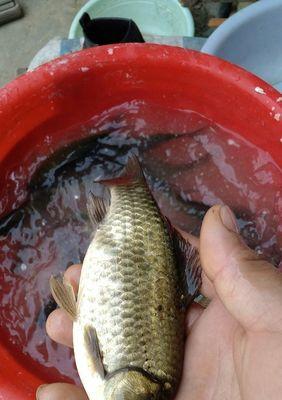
[200,204,282,332]
[36,383,88,400]
[46,309,73,347]
[186,303,204,333]
[64,264,82,294]
[201,271,216,300]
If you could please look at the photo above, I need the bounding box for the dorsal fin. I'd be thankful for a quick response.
[95,154,145,186]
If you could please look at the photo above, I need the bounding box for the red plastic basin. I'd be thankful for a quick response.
[0,44,281,399]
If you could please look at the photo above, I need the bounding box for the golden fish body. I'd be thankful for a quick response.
[74,180,185,400]
[50,158,201,400]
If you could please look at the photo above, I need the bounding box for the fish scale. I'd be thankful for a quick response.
[77,182,185,388]
[50,159,201,400]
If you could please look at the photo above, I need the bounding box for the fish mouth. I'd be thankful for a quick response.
[105,366,163,385]
[103,366,170,400]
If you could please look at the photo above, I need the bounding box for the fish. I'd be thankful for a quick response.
[50,155,202,400]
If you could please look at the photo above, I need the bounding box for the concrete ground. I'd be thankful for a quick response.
[0,1,251,88]
[0,0,86,87]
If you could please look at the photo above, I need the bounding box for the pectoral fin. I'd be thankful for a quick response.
[168,224,202,307]
[50,275,77,321]
[84,325,106,379]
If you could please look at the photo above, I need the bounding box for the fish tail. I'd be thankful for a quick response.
[95,154,145,186]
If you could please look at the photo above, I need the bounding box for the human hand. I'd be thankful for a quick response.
[36,205,282,400]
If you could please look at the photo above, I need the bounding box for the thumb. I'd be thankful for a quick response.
[200,205,282,333]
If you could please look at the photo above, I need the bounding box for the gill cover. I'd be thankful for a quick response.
[104,370,162,400]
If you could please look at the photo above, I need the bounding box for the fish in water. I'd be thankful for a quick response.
[50,156,202,400]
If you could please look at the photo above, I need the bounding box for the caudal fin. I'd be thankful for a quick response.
[94,154,145,186]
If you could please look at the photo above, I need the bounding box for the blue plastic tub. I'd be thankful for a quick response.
[202,0,282,91]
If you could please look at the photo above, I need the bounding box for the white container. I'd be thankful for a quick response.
[202,0,282,91]
[69,0,194,38]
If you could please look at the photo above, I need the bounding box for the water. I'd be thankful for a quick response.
[0,101,281,383]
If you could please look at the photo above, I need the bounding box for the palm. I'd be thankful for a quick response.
[38,206,282,400]
[179,295,282,400]
[178,300,241,400]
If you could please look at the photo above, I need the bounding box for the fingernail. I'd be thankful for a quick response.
[220,205,238,233]
[36,384,48,400]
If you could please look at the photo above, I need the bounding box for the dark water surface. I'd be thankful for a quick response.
[0,101,281,383]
